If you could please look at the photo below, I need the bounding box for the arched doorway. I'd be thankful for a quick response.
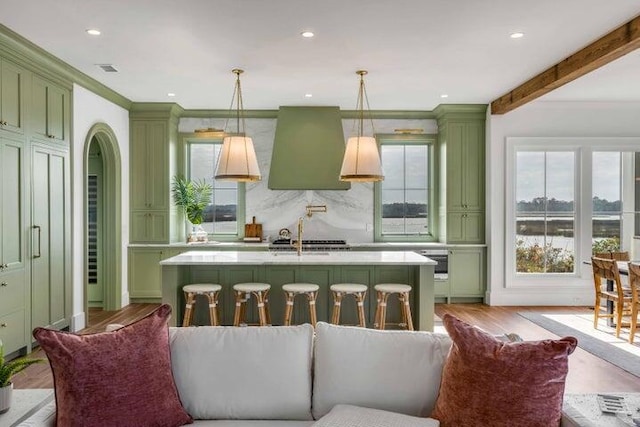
[83,123,122,314]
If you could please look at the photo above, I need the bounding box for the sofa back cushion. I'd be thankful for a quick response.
[169,324,314,420]
[312,322,452,419]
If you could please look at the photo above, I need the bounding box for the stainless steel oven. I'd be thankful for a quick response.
[417,249,448,280]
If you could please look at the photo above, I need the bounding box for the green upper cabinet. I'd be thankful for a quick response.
[435,105,486,244]
[445,121,484,212]
[0,59,26,136]
[131,120,169,211]
[31,74,69,144]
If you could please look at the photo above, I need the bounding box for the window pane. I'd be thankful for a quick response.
[381,145,404,189]
[405,145,428,189]
[515,151,575,274]
[592,152,621,252]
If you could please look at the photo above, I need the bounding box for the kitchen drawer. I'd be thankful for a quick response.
[0,269,25,314]
[0,309,26,354]
[434,279,449,297]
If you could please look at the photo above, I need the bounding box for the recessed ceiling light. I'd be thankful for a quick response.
[510,32,524,39]
[167,93,176,97]
[440,94,449,98]
[305,93,313,98]
[86,29,101,36]
[301,31,314,38]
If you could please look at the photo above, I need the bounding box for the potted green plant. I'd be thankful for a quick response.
[171,176,213,242]
[0,339,45,413]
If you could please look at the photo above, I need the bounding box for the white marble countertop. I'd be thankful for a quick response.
[131,242,486,249]
[160,250,437,266]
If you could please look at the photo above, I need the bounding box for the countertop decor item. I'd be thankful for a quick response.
[0,339,45,413]
[214,68,261,182]
[171,176,213,242]
[339,70,384,182]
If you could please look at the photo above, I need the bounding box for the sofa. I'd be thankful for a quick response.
[26,307,577,427]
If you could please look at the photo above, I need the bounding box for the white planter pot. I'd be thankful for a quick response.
[0,382,12,414]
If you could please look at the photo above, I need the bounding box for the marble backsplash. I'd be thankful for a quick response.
[179,116,437,243]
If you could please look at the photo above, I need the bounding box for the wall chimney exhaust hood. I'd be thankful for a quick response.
[268,106,351,190]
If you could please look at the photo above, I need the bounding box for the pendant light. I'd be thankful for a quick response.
[214,69,261,182]
[339,70,384,182]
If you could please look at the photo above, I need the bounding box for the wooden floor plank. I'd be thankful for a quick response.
[12,303,640,392]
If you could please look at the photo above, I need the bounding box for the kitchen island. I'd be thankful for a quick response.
[160,251,437,330]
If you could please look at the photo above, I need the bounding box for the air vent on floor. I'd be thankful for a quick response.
[96,64,118,72]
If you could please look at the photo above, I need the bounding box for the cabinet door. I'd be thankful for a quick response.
[129,249,163,299]
[462,212,484,243]
[449,249,485,297]
[31,75,68,143]
[446,122,466,211]
[462,122,484,211]
[130,122,149,210]
[0,269,25,315]
[446,212,465,243]
[0,309,26,355]
[1,138,24,270]
[130,211,169,243]
[146,121,168,209]
[0,60,25,135]
[46,83,66,141]
[31,146,69,330]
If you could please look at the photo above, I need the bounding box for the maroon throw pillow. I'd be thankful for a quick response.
[431,314,577,427]
[33,304,193,427]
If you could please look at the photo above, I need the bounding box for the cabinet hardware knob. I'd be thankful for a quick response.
[0,323,7,328]
[1,282,7,287]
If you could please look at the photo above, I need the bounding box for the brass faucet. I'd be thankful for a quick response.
[294,217,304,256]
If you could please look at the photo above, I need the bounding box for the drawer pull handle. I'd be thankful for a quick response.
[0,323,7,328]
[1,282,7,287]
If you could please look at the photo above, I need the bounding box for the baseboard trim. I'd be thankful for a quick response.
[71,311,86,332]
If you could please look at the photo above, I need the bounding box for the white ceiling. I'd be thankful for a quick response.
[1,0,639,110]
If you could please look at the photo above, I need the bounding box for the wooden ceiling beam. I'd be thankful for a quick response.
[491,15,640,115]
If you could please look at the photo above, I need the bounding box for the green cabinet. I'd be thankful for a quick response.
[0,59,26,136]
[129,248,168,299]
[129,105,182,243]
[31,143,71,331]
[31,75,69,143]
[448,248,485,299]
[435,105,486,244]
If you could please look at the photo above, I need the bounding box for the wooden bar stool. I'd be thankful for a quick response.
[182,283,222,327]
[374,283,414,331]
[282,283,319,326]
[330,283,367,327]
[233,283,271,326]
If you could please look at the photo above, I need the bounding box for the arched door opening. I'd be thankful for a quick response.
[83,123,122,318]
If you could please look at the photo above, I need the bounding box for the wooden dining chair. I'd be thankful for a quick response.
[594,251,630,261]
[626,262,640,344]
[591,256,633,338]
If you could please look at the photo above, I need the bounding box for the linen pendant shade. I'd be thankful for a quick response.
[339,70,384,182]
[214,68,261,182]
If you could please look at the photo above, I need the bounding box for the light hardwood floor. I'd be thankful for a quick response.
[12,303,640,392]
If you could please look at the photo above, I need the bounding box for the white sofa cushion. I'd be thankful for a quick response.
[312,322,451,419]
[169,325,314,420]
[312,404,440,427]
[192,422,315,426]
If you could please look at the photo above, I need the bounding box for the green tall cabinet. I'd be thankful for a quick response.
[0,58,26,136]
[129,104,182,243]
[435,105,486,244]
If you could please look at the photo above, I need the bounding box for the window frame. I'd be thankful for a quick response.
[505,136,640,288]
[374,133,437,242]
[180,133,246,241]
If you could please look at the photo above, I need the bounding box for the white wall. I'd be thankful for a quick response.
[487,101,640,305]
[71,84,129,331]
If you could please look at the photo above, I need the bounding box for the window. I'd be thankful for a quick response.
[185,136,245,237]
[375,135,434,241]
[515,150,576,273]
[507,137,640,284]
